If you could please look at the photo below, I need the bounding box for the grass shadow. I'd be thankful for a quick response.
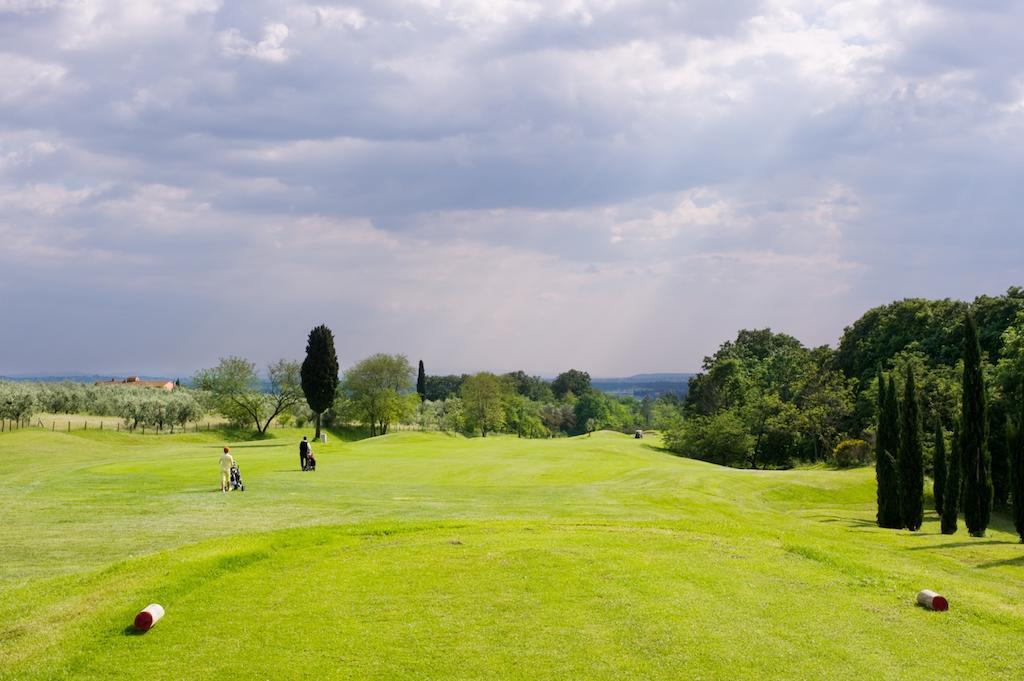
[985,510,1022,535]
[122,625,146,636]
[976,553,1024,569]
[810,514,879,529]
[905,540,1020,551]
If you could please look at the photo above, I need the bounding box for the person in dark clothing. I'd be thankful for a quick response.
[299,436,309,470]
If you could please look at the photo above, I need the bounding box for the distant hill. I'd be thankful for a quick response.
[591,373,694,399]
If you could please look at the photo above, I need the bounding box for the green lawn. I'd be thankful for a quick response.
[1,427,1022,680]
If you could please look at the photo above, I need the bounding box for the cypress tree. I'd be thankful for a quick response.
[300,324,340,441]
[989,403,1010,507]
[416,360,426,401]
[1011,397,1024,543]
[875,370,902,529]
[886,374,902,511]
[961,312,992,537]
[898,366,924,530]
[941,420,961,534]
[932,421,946,516]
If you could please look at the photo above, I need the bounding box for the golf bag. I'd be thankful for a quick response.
[230,463,245,491]
[304,452,316,472]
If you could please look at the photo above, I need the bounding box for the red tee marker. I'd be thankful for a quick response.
[134,604,165,631]
[916,590,948,611]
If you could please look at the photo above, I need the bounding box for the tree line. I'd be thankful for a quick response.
[665,288,1024,541]
[190,327,663,440]
[0,380,204,431]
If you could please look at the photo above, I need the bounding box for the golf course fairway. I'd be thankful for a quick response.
[1,427,1022,679]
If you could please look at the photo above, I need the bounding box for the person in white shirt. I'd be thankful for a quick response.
[219,447,235,492]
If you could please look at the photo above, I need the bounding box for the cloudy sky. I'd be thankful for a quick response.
[1,0,1022,377]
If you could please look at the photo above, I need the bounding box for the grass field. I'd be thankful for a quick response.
[1,427,1022,680]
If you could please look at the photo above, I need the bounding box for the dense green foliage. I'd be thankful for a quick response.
[989,402,1010,507]
[423,374,466,401]
[551,369,592,400]
[832,439,871,468]
[836,288,1024,387]
[961,314,993,537]
[836,290,1024,436]
[0,381,37,422]
[672,329,853,468]
[411,370,648,439]
[663,410,752,466]
[662,289,1024,489]
[504,370,555,402]
[836,298,966,392]
[933,422,946,515]
[300,324,340,439]
[195,357,302,433]
[897,367,924,531]
[340,354,417,436]
[460,373,506,437]
[876,372,902,529]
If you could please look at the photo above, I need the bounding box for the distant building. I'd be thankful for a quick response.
[95,376,175,391]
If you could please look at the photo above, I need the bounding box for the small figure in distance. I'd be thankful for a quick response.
[219,446,235,492]
[299,436,309,470]
[634,429,643,439]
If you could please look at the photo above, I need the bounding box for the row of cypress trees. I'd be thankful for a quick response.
[959,313,992,536]
[875,367,901,528]
[874,365,924,530]
[879,311,1024,541]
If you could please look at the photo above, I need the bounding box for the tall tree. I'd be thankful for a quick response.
[551,369,592,400]
[573,391,610,436]
[875,370,902,529]
[195,357,302,433]
[933,421,946,515]
[301,325,340,440]
[416,360,426,401]
[504,371,555,402]
[461,372,506,437]
[1011,400,1024,543]
[989,402,1010,507]
[342,354,415,436]
[941,420,961,534]
[898,366,924,530]
[961,312,993,537]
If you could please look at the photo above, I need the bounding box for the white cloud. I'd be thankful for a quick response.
[0,182,93,216]
[219,23,292,62]
[56,0,221,49]
[293,4,368,31]
[0,54,68,103]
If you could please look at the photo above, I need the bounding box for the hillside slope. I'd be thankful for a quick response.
[1,429,1021,679]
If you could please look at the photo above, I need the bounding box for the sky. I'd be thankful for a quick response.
[1,0,1022,377]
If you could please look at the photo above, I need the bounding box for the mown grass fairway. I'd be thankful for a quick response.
[1,428,1023,680]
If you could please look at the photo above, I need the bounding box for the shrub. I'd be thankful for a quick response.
[833,439,872,468]
[664,411,752,467]
[0,382,36,422]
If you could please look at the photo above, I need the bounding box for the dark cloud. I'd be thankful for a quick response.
[0,0,1021,374]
